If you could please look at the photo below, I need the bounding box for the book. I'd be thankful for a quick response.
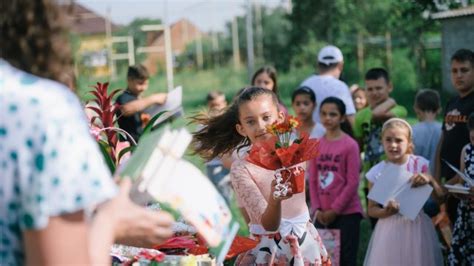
[368,163,433,220]
[444,184,472,195]
[119,127,239,264]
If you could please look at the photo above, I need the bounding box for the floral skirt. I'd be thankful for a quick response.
[235,222,331,266]
[447,199,474,266]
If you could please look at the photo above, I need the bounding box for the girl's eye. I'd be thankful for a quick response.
[263,115,271,121]
[246,120,255,125]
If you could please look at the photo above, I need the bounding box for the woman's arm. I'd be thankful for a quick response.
[23,211,93,266]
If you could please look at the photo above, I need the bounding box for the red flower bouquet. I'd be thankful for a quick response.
[246,116,320,198]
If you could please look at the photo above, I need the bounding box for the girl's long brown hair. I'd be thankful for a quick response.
[192,87,279,161]
[0,0,73,87]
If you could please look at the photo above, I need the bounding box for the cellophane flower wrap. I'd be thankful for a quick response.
[246,116,320,198]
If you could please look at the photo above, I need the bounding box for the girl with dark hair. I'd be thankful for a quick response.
[308,97,362,266]
[292,86,326,138]
[251,66,288,115]
[192,87,330,265]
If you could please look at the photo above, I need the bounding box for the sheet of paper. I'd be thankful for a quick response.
[367,163,412,206]
[367,163,433,220]
[145,86,182,116]
[443,159,474,186]
[444,184,471,195]
[394,182,433,220]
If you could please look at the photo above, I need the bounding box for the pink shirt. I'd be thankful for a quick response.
[230,158,308,226]
[308,134,363,215]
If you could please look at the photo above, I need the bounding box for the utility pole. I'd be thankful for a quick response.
[232,17,241,70]
[255,2,264,62]
[105,7,115,79]
[196,32,204,69]
[246,0,255,82]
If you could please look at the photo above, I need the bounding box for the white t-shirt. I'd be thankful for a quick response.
[309,122,326,139]
[300,74,356,123]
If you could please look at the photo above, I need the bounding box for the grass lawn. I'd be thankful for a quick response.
[77,64,422,264]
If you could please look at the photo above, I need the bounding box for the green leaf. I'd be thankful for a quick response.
[141,111,167,136]
[117,146,135,163]
[98,141,116,173]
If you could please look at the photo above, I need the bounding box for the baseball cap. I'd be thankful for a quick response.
[317,45,343,65]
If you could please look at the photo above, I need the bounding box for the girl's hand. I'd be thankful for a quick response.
[271,180,293,201]
[433,211,451,228]
[410,173,431,188]
[384,199,400,216]
[319,210,337,226]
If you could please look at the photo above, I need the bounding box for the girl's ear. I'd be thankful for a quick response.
[277,111,285,122]
[235,123,247,137]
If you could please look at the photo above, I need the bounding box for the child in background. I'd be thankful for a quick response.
[364,118,444,266]
[204,91,230,195]
[447,113,474,266]
[116,65,167,142]
[291,86,325,138]
[251,66,288,115]
[412,89,442,218]
[354,68,407,227]
[309,97,362,266]
[350,84,368,112]
[413,89,442,173]
[192,87,329,265]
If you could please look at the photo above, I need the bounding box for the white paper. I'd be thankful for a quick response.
[443,159,474,187]
[394,182,433,220]
[144,86,184,126]
[368,163,433,220]
[444,184,471,195]
[367,163,411,206]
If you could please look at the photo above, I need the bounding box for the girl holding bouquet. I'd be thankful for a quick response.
[308,97,362,266]
[364,118,444,266]
[193,87,330,265]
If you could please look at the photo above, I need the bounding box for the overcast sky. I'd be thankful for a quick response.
[76,0,288,32]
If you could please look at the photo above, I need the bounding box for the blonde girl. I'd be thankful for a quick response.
[364,118,445,266]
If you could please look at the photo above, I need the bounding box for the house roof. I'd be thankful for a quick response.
[432,5,474,20]
[60,3,120,35]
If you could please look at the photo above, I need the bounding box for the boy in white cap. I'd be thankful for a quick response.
[300,45,356,126]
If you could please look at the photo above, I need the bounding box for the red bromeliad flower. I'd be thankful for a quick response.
[86,82,135,171]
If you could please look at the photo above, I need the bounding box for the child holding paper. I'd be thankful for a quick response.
[364,118,444,266]
[192,87,330,265]
[447,113,474,266]
[116,65,167,142]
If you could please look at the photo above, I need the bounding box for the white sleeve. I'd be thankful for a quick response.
[339,84,356,116]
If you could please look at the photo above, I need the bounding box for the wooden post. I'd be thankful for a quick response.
[357,31,365,81]
[232,17,241,70]
[385,31,392,72]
